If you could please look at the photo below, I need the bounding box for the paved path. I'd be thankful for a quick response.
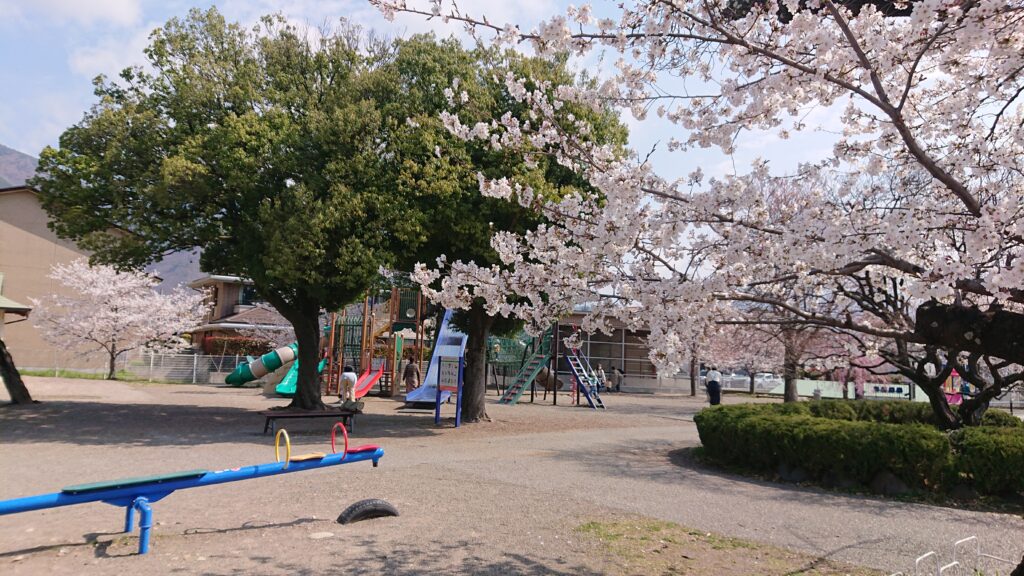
[1,378,1021,574]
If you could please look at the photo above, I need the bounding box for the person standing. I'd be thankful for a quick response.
[595,364,607,392]
[706,366,722,406]
[403,355,421,392]
[613,367,624,392]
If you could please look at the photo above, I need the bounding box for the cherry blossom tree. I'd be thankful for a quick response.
[380,0,1024,428]
[705,323,782,394]
[29,260,209,379]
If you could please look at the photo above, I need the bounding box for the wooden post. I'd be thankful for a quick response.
[360,294,370,372]
[325,312,337,395]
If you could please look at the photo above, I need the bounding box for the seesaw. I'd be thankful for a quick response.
[0,423,383,555]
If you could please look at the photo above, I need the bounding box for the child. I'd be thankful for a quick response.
[340,365,358,407]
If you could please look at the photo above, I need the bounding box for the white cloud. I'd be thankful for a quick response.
[68,22,156,78]
[0,0,141,27]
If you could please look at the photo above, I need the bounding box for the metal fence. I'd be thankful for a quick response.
[128,352,249,384]
[9,347,250,385]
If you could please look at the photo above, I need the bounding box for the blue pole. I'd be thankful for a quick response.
[455,356,464,428]
[133,497,153,554]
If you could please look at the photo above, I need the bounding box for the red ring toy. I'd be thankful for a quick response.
[330,422,349,458]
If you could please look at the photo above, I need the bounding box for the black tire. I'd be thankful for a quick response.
[336,498,399,525]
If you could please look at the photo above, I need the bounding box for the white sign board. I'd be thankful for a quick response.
[439,357,460,390]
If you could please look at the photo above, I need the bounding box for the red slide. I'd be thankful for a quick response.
[354,365,385,399]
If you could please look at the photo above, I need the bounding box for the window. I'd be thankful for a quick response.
[240,285,262,306]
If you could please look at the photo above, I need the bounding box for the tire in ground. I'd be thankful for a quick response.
[337,498,399,524]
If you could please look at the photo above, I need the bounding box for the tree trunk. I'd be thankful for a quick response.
[289,308,324,410]
[689,355,698,397]
[783,342,799,403]
[107,349,118,380]
[461,303,494,423]
[264,292,324,411]
[749,373,755,395]
[0,338,34,404]
[917,380,959,430]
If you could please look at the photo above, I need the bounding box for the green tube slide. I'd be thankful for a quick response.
[225,343,298,386]
[274,358,328,397]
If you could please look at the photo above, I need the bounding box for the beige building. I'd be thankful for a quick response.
[0,185,106,371]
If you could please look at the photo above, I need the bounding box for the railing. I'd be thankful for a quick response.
[890,535,1018,576]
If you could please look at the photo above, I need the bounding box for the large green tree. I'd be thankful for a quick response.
[377,37,627,422]
[33,10,438,410]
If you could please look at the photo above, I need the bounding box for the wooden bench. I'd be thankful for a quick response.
[258,409,358,435]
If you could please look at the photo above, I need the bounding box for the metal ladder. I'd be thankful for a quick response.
[565,348,604,410]
[498,350,551,405]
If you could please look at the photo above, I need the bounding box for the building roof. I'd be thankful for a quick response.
[0,185,37,196]
[187,274,250,289]
[192,305,290,333]
[0,273,31,316]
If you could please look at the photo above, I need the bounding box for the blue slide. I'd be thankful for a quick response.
[405,309,467,404]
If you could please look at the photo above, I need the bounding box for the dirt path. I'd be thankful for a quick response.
[1,377,1021,574]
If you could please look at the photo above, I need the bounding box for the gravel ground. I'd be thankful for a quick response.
[1,376,1021,575]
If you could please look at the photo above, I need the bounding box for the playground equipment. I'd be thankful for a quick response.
[322,288,428,398]
[498,331,553,406]
[225,342,297,386]
[943,369,964,406]
[433,354,465,427]
[406,309,467,405]
[224,288,427,400]
[274,357,328,396]
[0,424,384,555]
[565,345,605,409]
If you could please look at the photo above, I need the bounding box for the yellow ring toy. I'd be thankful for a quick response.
[274,429,292,469]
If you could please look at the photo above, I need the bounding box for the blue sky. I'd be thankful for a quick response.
[0,0,840,183]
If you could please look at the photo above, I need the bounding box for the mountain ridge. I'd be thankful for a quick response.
[0,144,39,187]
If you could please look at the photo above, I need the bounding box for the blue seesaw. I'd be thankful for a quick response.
[0,423,383,555]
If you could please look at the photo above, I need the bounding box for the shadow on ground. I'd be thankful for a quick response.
[550,437,1005,533]
[195,537,599,576]
[0,401,442,447]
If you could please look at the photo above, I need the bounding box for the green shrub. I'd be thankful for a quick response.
[849,401,937,425]
[979,409,1023,428]
[808,400,857,421]
[955,427,1024,494]
[694,405,951,490]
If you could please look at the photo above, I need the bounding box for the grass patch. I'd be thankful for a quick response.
[574,518,881,575]
[18,369,133,380]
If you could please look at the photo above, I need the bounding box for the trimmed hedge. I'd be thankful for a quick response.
[694,401,1024,496]
[955,427,1024,494]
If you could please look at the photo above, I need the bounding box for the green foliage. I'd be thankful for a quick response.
[846,401,938,425]
[807,400,857,421]
[694,406,952,489]
[696,402,1024,495]
[979,409,1023,428]
[955,427,1024,494]
[33,11,484,322]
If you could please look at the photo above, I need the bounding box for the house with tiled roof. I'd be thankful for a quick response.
[187,275,292,355]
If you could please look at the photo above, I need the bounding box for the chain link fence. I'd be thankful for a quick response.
[8,347,250,385]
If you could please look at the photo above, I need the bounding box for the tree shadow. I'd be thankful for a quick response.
[0,400,444,447]
[197,537,602,576]
[549,438,1013,532]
